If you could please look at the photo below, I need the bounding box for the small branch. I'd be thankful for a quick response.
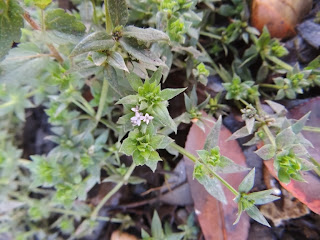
[266,56,293,72]
[309,157,320,177]
[104,0,112,34]
[303,126,320,133]
[259,83,283,90]
[96,78,109,122]
[170,142,239,196]
[90,163,136,220]
[23,11,63,63]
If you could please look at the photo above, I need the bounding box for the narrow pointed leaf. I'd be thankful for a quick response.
[107,52,129,72]
[255,144,276,160]
[292,111,311,134]
[196,175,227,204]
[204,116,222,151]
[238,168,255,193]
[159,88,186,101]
[246,206,270,227]
[153,104,177,133]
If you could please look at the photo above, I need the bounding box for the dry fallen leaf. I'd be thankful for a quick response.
[185,114,250,240]
[251,0,313,39]
[111,230,138,240]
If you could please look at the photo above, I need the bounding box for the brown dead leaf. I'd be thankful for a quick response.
[263,97,320,215]
[260,189,309,226]
[251,0,313,39]
[185,114,250,240]
[110,230,138,240]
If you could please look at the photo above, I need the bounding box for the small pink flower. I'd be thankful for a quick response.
[143,113,154,125]
[131,112,144,126]
[131,105,139,113]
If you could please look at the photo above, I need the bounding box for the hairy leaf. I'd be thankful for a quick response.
[107,0,128,27]
[124,26,169,43]
[120,37,165,66]
[0,0,24,61]
[70,31,115,57]
[45,9,85,36]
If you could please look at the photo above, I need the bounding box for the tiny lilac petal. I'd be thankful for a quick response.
[131,105,139,113]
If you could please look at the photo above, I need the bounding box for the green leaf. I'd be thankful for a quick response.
[149,67,163,85]
[153,104,177,133]
[124,26,169,43]
[126,72,143,92]
[204,116,222,151]
[159,88,186,101]
[45,9,85,36]
[238,168,255,193]
[107,52,129,72]
[119,137,136,156]
[246,205,270,227]
[120,37,165,66]
[107,0,128,27]
[0,0,24,61]
[255,144,276,160]
[248,190,280,205]
[227,125,251,141]
[34,0,52,9]
[292,112,311,134]
[265,100,286,115]
[70,31,115,57]
[151,211,164,239]
[215,156,249,174]
[275,127,295,149]
[196,175,227,204]
[278,168,290,184]
[141,229,150,238]
[116,95,139,105]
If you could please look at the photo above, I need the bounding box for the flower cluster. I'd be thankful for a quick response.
[130,106,154,126]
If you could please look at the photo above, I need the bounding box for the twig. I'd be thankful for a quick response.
[23,11,64,63]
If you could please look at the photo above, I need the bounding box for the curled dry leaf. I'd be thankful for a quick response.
[251,0,313,39]
[111,230,138,240]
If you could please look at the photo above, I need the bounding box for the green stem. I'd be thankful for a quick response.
[200,31,222,40]
[104,0,112,34]
[91,0,98,24]
[41,9,45,32]
[302,126,320,133]
[262,125,276,147]
[266,56,293,72]
[96,78,109,122]
[90,163,136,220]
[239,98,250,107]
[309,157,320,177]
[259,83,283,90]
[196,42,220,73]
[50,207,123,223]
[169,142,239,196]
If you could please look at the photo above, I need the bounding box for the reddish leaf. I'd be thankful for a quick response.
[263,97,320,215]
[251,0,312,39]
[185,115,250,240]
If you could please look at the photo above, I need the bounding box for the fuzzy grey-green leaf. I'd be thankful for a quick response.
[255,144,276,160]
[107,0,128,27]
[204,116,222,151]
[238,168,255,193]
[124,26,169,43]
